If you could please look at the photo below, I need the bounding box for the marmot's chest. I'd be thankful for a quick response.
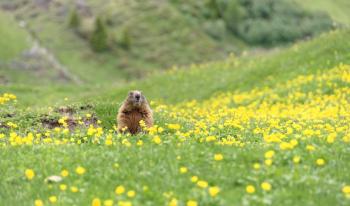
[125,109,143,134]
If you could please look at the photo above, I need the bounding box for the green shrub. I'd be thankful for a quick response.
[90,17,108,52]
[234,0,334,45]
[220,0,245,32]
[203,19,227,40]
[120,29,131,50]
[68,9,80,29]
[175,0,334,46]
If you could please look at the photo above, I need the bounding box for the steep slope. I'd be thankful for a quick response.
[0,0,237,84]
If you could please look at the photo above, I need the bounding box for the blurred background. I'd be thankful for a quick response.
[0,0,348,87]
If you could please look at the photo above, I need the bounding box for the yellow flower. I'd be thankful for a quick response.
[127,190,136,198]
[59,184,67,191]
[209,186,220,197]
[70,186,79,193]
[25,169,35,180]
[153,136,162,144]
[316,158,325,166]
[75,166,86,175]
[265,159,273,166]
[105,139,113,146]
[49,196,57,203]
[34,199,44,206]
[191,176,198,183]
[197,180,208,188]
[342,185,350,194]
[253,163,260,170]
[214,153,223,161]
[92,198,101,206]
[168,198,178,206]
[261,182,272,191]
[61,169,69,177]
[115,185,125,195]
[306,145,315,151]
[136,140,143,146]
[293,156,301,164]
[264,150,275,159]
[104,199,114,206]
[186,200,197,206]
[118,201,132,206]
[327,133,337,143]
[246,185,255,194]
[168,124,181,130]
[179,167,188,174]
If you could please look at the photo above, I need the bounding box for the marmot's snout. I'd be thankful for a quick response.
[129,90,144,107]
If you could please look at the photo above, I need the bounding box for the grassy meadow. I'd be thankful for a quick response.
[1,28,350,206]
[1,0,350,206]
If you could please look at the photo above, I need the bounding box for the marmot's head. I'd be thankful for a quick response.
[126,90,146,107]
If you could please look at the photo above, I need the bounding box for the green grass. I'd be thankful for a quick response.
[0,12,30,61]
[1,141,349,205]
[1,27,350,206]
[295,0,350,25]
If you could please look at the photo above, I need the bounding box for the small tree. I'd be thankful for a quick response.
[120,29,131,50]
[68,9,80,29]
[90,17,108,52]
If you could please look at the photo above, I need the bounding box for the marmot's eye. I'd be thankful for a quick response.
[128,92,134,96]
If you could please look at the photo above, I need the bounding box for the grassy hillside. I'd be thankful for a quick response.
[0,12,30,61]
[3,29,349,114]
[295,0,350,25]
[0,0,239,84]
[1,29,350,205]
[1,0,346,85]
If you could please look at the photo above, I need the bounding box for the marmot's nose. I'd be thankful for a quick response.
[135,94,140,100]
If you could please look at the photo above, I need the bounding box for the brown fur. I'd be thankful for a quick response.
[117,91,153,134]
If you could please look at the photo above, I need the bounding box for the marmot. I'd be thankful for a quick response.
[117,90,153,134]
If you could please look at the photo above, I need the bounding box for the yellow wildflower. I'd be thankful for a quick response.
[246,185,255,194]
[214,153,223,161]
[261,182,272,191]
[179,167,188,174]
[316,158,326,166]
[115,185,125,195]
[104,200,114,206]
[61,169,69,177]
[209,186,220,197]
[25,169,35,180]
[92,198,101,206]
[34,199,44,206]
[49,196,57,203]
[191,176,198,182]
[197,180,208,188]
[75,166,86,175]
[127,190,136,198]
[186,200,197,206]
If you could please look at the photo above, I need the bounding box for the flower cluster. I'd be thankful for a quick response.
[1,64,350,205]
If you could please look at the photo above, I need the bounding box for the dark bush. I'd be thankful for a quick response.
[234,0,334,45]
[68,9,80,29]
[120,29,131,50]
[90,17,108,52]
